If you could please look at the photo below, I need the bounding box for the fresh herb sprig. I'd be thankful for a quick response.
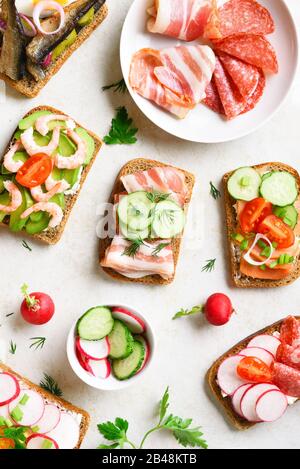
[21,240,32,251]
[173,305,203,320]
[39,373,63,397]
[122,238,145,258]
[201,258,216,273]
[152,242,170,257]
[209,182,221,200]
[104,107,138,145]
[97,387,207,449]
[147,191,170,204]
[29,337,46,351]
[102,78,127,94]
[1,426,27,449]
[9,340,16,355]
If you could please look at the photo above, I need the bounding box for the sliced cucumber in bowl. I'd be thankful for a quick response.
[108,320,134,359]
[77,306,114,340]
[151,200,185,239]
[112,340,145,381]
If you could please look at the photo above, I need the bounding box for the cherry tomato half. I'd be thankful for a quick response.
[257,214,295,249]
[240,198,272,233]
[237,356,273,383]
[16,153,52,189]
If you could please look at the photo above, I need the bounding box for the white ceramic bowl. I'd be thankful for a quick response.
[67,304,155,391]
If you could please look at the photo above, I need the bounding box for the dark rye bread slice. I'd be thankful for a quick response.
[0,105,102,245]
[223,162,300,288]
[0,363,90,448]
[99,158,195,285]
[206,316,300,430]
[0,2,108,98]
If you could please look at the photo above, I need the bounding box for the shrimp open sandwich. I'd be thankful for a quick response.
[0,105,102,244]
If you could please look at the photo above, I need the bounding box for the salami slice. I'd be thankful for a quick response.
[214,34,278,74]
[239,68,265,115]
[203,77,225,114]
[280,316,300,346]
[212,57,246,119]
[217,51,259,99]
[272,362,300,398]
[215,0,275,39]
[276,343,300,371]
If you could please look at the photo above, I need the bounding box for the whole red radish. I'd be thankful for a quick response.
[204,293,233,326]
[20,284,55,325]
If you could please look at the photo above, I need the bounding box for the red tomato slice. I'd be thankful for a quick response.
[16,153,52,189]
[240,198,272,233]
[258,214,295,249]
[237,356,273,383]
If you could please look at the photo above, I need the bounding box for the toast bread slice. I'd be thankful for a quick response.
[0,363,90,448]
[206,316,300,430]
[0,105,102,245]
[0,2,108,98]
[223,162,300,288]
[99,158,195,285]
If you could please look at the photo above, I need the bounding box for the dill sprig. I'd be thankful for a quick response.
[40,373,63,397]
[201,258,216,273]
[9,340,16,355]
[102,78,127,94]
[209,182,221,200]
[147,191,170,204]
[152,242,170,257]
[21,240,32,251]
[29,337,46,351]
[122,238,145,258]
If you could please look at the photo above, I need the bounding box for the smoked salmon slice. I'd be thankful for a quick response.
[240,258,293,280]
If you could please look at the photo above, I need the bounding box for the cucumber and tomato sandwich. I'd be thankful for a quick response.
[224,163,300,288]
[75,305,151,381]
[0,106,102,244]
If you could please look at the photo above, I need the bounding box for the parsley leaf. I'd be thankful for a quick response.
[159,387,169,424]
[172,305,203,320]
[98,418,129,442]
[104,107,138,145]
[3,426,27,449]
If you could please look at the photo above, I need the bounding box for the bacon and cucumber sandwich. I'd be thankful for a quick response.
[99,159,195,285]
[0,363,90,449]
[207,316,300,430]
[0,0,108,98]
[223,163,300,288]
[0,105,102,245]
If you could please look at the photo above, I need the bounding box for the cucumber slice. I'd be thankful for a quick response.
[108,320,134,359]
[77,306,114,340]
[260,171,298,207]
[273,205,298,229]
[119,220,149,240]
[152,200,185,239]
[112,341,145,381]
[118,192,154,231]
[227,167,261,201]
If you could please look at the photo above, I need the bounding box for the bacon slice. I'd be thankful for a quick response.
[147,0,212,42]
[101,236,174,280]
[129,46,215,118]
[120,166,188,207]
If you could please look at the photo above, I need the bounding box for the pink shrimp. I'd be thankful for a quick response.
[3,141,24,173]
[0,181,22,213]
[21,202,63,228]
[54,130,86,169]
[35,114,75,136]
[20,126,60,157]
[30,181,68,203]
[45,173,69,192]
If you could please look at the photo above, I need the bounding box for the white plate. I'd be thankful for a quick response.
[120,0,298,143]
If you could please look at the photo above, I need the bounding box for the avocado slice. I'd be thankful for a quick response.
[9,186,34,232]
[0,192,10,223]
[26,192,65,235]
[52,29,77,61]
[75,127,95,165]
[78,7,94,27]
[18,110,52,130]
[1,151,28,175]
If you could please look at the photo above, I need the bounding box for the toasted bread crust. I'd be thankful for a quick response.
[0,4,108,98]
[223,162,300,288]
[206,316,300,430]
[0,363,90,448]
[0,105,102,245]
[99,158,195,285]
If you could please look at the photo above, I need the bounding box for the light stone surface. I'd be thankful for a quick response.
[0,0,299,450]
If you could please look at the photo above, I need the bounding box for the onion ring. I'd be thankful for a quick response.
[33,1,65,35]
[19,13,37,38]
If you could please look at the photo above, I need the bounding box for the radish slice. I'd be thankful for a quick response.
[217,355,247,395]
[256,390,288,422]
[35,404,61,434]
[0,372,20,405]
[112,307,146,334]
[0,404,12,424]
[240,383,278,422]
[231,384,254,418]
[33,1,65,36]
[9,389,45,426]
[239,347,274,367]
[46,413,80,449]
[247,334,280,357]
[87,358,111,379]
[75,346,90,372]
[135,336,150,375]
[26,434,58,449]
[76,336,110,361]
